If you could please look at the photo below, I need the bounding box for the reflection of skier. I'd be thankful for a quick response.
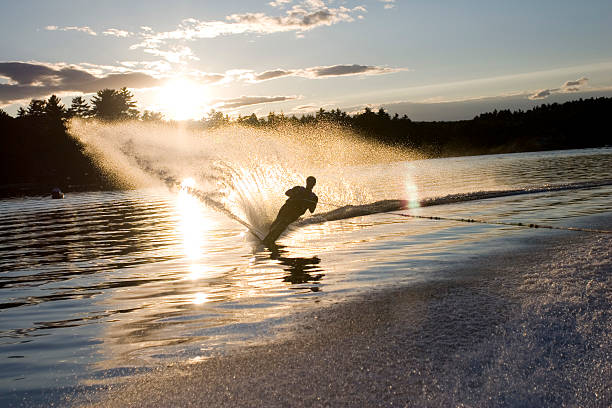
[263,176,318,245]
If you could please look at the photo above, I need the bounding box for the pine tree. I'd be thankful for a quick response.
[91,88,140,121]
[45,95,66,122]
[26,99,46,118]
[68,96,91,118]
[117,87,139,119]
[0,108,12,122]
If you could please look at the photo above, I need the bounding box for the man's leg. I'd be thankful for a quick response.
[263,220,289,244]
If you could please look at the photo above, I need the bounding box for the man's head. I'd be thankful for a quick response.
[306,176,316,190]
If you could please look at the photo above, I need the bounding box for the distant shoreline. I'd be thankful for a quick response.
[1,145,610,199]
[2,96,611,198]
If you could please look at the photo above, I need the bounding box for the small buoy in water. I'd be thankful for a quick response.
[51,187,64,199]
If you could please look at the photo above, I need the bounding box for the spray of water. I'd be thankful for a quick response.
[68,119,420,230]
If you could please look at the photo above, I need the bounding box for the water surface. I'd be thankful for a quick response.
[1,147,611,405]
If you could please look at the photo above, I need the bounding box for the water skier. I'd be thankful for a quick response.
[263,176,318,245]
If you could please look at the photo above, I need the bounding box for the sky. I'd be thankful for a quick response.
[1,0,612,121]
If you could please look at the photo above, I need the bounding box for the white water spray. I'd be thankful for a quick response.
[68,119,418,230]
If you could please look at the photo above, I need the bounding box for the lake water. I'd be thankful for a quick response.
[1,147,611,406]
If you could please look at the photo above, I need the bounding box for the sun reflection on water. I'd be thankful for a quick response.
[176,179,211,261]
[405,174,420,209]
[176,178,219,307]
[192,292,210,305]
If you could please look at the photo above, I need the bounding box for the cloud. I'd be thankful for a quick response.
[103,28,132,38]
[253,69,294,81]
[129,2,365,62]
[153,5,360,39]
[202,64,404,84]
[0,61,162,104]
[43,2,367,64]
[191,72,227,84]
[269,0,292,7]
[528,77,589,100]
[301,64,404,78]
[528,89,554,100]
[45,25,97,36]
[119,60,173,73]
[247,64,404,82]
[562,77,588,88]
[143,45,199,64]
[561,76,588,92]
[0,59,406,104]
[294,104,317,110]
[213,95,298,109]
[379,0,396,9]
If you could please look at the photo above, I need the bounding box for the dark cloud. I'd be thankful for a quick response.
[187,63,401,84]
[300,9,333,26]
[528,77,589,100]
[304,64,401,77]
[215,95,298,109]
[563,77,588,88]
[295,104,316,110]
[247,64,404,82]
[199,73,226,83]
[0,62,63,84]
[0,61,162,104]
[528,89,555,100]
[254,69,294,81]
[85,72,161,92]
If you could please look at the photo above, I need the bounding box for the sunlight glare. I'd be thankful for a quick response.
[405,176,420,209]
[176,180,214,260]
[156,78,210,121]
[193,292,210,305]
[181,177,196,189]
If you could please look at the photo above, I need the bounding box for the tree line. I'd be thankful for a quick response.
[1,88,611,196]
[11,87,164,122]
[221,98,612,156]
[0,88,151,196]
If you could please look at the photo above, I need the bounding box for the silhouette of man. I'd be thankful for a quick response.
[263,176,318,245]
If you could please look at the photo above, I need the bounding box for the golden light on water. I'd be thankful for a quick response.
[188,264,207,281]
[176,178,220,306]
[155,78,210,121]
[192,292,210,305]
[405,175,420,209]
[176,178,214,261]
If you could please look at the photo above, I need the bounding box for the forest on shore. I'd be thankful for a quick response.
[1,88,611,197]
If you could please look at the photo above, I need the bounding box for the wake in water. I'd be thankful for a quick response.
[300,178,612,225]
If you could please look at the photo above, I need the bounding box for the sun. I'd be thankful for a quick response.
[155,78,210,121]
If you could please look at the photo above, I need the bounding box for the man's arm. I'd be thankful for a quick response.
[308,195,318,213]
[285,186,299,197]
